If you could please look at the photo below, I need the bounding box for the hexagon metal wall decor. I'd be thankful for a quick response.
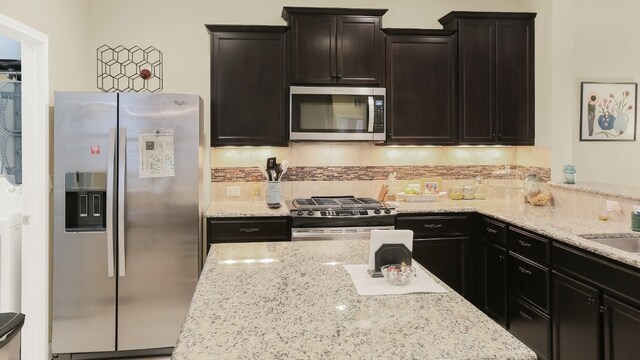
[97,45,163,92]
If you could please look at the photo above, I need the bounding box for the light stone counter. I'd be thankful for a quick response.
[392,198,640,269]
[548,181,640,202]
[205,201,290,217]
[172,240,536,360]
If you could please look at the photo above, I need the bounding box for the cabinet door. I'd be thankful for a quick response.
[290,14,336,84]
[211,29,288,146]
[603,295,640,360]
[495,19,534,144]
[481,239,508,326]
[336,16,381,85]
[412,237,471,299]
[552,271,600,360]
[457,19,496,144]
[385,34,457,145]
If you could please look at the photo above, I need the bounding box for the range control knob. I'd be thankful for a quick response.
[307,210,315,216]
[296,210,304,216]
[373,209,381,214]
[384,208,392,214]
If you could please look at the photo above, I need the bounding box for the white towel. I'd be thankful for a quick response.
[343,262,448,296]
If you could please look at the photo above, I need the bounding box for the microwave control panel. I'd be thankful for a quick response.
[373,97,385,133]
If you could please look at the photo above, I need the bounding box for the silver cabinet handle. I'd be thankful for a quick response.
[518,266,532,275]
[518,240,532,247]
[519,310,533,320]
[240,228,260,233]
[424,224,443,229]
[106,129,116,278]
[486,227,498,234]
[118,127,126,277]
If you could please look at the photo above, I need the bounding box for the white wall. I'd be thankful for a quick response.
[571,0,640,186]
[0,0,93,100]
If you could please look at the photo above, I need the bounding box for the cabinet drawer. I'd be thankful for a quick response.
[207,217,290,243]
[508,227,549,264]
[396,214,469,238]
[509,296,551,360]
[509,253,550,312]
[479,217,507,246]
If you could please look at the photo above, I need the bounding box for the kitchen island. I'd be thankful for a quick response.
[172,240,535,359]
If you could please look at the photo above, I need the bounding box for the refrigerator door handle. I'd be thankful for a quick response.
[106,129,116,277]
[118,127,127,277]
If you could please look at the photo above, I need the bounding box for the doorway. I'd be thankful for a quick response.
[0,12,49,360]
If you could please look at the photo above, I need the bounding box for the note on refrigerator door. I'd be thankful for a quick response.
[138,129,175,178]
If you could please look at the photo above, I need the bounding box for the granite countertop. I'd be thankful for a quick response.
[205,199,640,269]
[172,240,536,360]
[547,181,640,201]
[205,201,290,217]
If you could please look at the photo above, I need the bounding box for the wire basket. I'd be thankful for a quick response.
[0,80,22,185]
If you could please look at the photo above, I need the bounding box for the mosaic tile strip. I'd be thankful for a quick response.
[211,165,550,183]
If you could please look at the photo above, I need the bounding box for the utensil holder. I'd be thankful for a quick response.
[266,181,281,209]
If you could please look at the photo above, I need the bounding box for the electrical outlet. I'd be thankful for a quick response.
[226,186,241,197]
[606,200,621,212]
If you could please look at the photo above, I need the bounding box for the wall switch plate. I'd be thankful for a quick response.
[226,186,241,197]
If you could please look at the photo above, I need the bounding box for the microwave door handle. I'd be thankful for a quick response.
[367,96,374,132]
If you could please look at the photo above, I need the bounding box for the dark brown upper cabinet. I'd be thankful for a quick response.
[282,7,387,86]
[206,25,289,147]
[439,12,536,145]
[383,29,457,145]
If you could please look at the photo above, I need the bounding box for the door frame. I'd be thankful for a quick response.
[0,13,50,360]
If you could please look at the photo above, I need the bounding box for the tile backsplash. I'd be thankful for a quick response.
[211,144,551,201]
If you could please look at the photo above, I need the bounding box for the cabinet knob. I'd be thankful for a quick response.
[330,74,337,79]
[424,224,443,229]
[486,227,498,234]
[600,305,609,313]
[587,297,595,306]
[240,227,260,233]
[498,255,505,261]
[336,74,343,79]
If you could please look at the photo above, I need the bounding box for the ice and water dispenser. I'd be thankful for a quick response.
[64,172,107,232]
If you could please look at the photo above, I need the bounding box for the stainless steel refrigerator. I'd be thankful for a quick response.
[52,92,205,358]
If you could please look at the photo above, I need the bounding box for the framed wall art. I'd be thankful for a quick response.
[580,82,637,141]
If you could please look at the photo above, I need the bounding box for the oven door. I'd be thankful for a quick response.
[291,226,394,241]
[290,86,385,141]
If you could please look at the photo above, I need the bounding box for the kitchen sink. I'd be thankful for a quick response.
[580,235,640,254]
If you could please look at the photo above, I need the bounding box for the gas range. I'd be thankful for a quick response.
[289,196,396,241]
[290,196,396,217]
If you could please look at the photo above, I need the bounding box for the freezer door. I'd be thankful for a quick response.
[117,93,200,351]
[52,92,117,353]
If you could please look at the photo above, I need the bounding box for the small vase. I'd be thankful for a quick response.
[614,113,629,134]
[597,114,616,131]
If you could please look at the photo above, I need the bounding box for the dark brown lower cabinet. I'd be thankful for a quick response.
[509,296,551,360]
[411,237,472,299]
[481,239,507,326]
[552,271,600,360]
[206,217,290,253]
[603,294,640,360]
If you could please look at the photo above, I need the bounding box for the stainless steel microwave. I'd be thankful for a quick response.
[290,86,386,142]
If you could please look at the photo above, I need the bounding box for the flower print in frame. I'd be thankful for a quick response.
[580,82,637,141]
